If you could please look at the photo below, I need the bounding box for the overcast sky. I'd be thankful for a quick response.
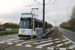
[0,0,75,26]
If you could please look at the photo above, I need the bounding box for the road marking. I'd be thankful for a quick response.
[13,40,25,42]
[55,38,59,40]
[62,39,67,41]
[59,48,66,50]
[34,40,52,44]
[69,45,75,49]
[65,41,71,44]
[0,41,5,44]
[36,42,53,48]
[16,41,32,46]
[7,42,13,45]
[57,43,63,47]
[55,41,61,43]
[16,44,22,46]
[48,38,51,39]
[0,38,18,44]
[16,40,39,46]
[25,44,32,47]
[47,47,54,50]
[63,35,75,44]
[34,39,49,41]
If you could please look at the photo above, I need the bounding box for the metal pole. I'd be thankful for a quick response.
[30,12,34,45]
[55,20,56,27]
[67,7,68,22]
[43,0,45,34]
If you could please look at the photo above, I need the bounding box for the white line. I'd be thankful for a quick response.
[62,39,67,41]
[65,41,71,44]
[55,41,61,43]
[48,38,51,39]
[34,39,49,41]
[0,41,5,44]
[25,44,32,47]
[16,40,38,46]
[0,38,18,43]
[47,47,54,50]
[36,42,53,48]
[63,35,75,44]
[34,40,52,44]
[16,44,22,46]
[69,45,75,49]
[57,41,71,47]
[57,43,63,47]
[3,38,18,42]
[59,48,66,50]
[7,42,13,45]
[55,38,59,40]
[16,41,32,46]
[13,40,25,42]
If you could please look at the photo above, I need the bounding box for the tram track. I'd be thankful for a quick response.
[48,28,73,50]
[49,28,58,50]
[57,28,71,50]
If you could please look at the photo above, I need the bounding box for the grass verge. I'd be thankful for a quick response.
[0,31,18,35]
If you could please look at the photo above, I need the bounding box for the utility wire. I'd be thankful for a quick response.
[34,0,43,5]
[23,0,30,5]
[45,0,51,5]
[25,4,42,7]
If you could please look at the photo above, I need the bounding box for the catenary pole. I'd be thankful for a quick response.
[43,0,45,34]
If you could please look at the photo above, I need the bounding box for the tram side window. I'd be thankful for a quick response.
[39,22,43,28]
[35,21,38,28]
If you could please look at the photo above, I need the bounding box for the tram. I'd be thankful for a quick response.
[18,13,52,38]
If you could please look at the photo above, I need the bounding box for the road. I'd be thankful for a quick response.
[59,27,75,42]
[0,28,75,50]
[0,34,18,41]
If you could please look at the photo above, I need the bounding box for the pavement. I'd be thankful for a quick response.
[59,27,75,42]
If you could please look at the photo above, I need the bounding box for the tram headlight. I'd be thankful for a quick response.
[19,33,21,34]
[25,33,27,35]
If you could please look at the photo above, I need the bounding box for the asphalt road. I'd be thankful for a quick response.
[59,27,75,42]
[0,33,18,41]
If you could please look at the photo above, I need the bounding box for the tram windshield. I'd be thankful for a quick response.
[20,20,31,28]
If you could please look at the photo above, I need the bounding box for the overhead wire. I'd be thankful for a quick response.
[34,0,42,5]
[23,0,30,5]
[46,0,57,24]
[45,0,51,5]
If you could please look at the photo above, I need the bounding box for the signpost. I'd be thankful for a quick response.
[30,13,34,45]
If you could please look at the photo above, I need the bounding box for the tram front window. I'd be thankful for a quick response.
[20,20,30,28]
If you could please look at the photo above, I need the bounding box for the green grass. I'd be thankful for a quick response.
[0,31,18,35]
[11,28,19,31]
[62,27,75,32]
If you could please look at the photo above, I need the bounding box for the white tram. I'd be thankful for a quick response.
[18,13,52,38]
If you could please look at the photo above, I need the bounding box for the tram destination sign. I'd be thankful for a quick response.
[21,18,31,20]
